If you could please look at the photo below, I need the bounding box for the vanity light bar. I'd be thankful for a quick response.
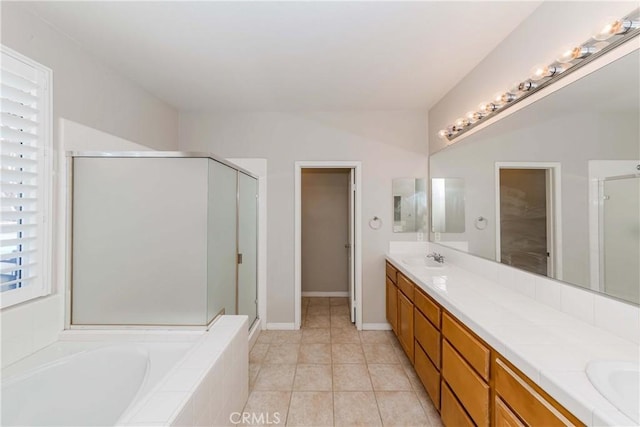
[438,8,640,142]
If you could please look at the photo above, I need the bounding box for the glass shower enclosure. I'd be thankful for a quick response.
[69,152,258,328]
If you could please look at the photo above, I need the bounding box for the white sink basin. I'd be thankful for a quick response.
[401,256,444,269]
[586,360,640,423]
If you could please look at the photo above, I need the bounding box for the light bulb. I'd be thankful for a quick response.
[438,129,449,139]
[508,81,522,94]
[518,80,537,92]
[531,65,563,81]
[472,111,485,121]
[500,92,517,103]
[455,117,470,129]
[479,102,498,113]
[557,45,597,63]
[593,18,639,41]
[465,111,476,122]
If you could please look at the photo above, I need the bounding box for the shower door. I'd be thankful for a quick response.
[237,173,258,327]
[207,160,238,321]
[601,175,640,304]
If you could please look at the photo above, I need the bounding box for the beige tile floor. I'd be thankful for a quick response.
[242,297,443,426]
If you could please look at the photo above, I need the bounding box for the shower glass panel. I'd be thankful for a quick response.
[208,160,238,321]
[70,153,259,328]
[602,176,640,304]
[237,173,258,327]
[72,157,209,326]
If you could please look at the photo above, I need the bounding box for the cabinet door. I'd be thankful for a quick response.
[398,291,414,363]
[441,381,474,427]
[442,341,490,427]
[495,397,525,427]
[415,309,441,368]
[237,172,258,328]
[415,341,440,409]
[495,358,579,426]
[386,278,398,333]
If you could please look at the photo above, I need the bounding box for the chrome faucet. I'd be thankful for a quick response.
[427,252,445,264]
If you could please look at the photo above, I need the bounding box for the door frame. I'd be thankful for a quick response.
[494,162,563,279]
[294,161,362,330]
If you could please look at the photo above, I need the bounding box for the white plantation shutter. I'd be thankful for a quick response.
[0,46,52,308]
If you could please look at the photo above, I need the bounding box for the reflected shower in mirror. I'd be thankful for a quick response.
[392,178,427,233]
[429,49,640,305]
[431,178,465,233]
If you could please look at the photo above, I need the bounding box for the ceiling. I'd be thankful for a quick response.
[23,1,542,112]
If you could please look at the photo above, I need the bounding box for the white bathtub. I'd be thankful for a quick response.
[0,316,249,427]
[3,345,151,426]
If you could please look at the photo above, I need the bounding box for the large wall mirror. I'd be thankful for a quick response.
[430,48,639,305]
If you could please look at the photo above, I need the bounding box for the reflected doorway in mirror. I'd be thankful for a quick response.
[495,162,563,279]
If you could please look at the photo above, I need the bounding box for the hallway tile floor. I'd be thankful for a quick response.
[242,297,443,426]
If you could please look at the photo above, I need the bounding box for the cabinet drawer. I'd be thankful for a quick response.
[495,358,580,427]
[415,342,440,409]
[386,262,397,283]
[386,278,398,333]
[442,312,490,380]
[495,397,525,427]
[441,380,474,427]
[442,341,490,427]
[398,290,414,363]
[414,288,441,328]
[415,309,440,367]
[397,273,414,301]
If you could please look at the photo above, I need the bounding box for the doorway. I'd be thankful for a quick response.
[495,162,562,278]
[301,168,350,299]
[295,161,362,330]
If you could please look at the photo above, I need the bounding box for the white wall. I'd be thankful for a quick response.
[1,120,152,367]
[0,2,179,150]
[428,1,637,153]
[179,111,428,325]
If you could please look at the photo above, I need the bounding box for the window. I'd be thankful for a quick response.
[1,46,53,308]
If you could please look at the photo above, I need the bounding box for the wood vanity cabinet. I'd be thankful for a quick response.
[397,273,415,363]
[414,287,442,408]
[494,357,583,427]
[384,260,585,427]
[385,262,398,333]
[441,314,491,427]
[386,278,398,333]
[495,397,525,427]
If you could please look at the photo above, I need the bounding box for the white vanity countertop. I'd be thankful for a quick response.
[386,252,639,427]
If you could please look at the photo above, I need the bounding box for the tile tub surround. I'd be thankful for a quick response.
[118,315,249,426]
[243,297,443,426]
[386,250,639,427]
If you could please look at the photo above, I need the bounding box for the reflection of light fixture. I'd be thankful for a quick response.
[438,8,639,143]
[558,45,597,63]
[593,18,639,41]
